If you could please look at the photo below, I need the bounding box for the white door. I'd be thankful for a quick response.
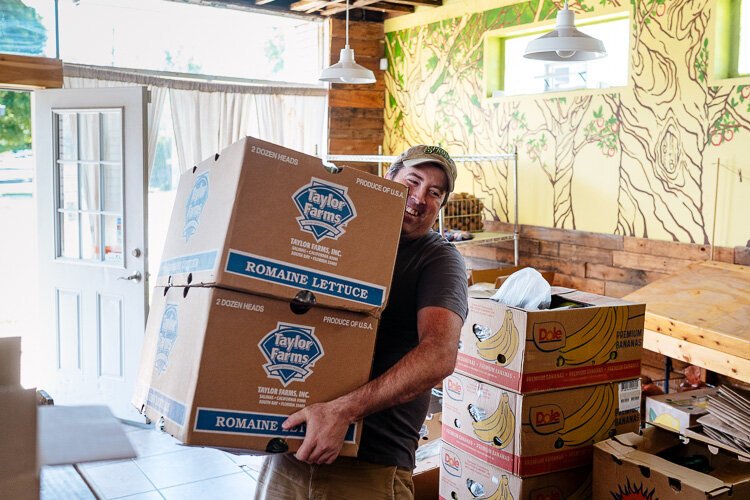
[34,87,148,420]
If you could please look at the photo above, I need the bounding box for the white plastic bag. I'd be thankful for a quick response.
[490,267,551,310]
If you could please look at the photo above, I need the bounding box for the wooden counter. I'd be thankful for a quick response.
[624,261,750,384]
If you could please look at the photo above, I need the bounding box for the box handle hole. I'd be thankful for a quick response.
[290,290,316,314]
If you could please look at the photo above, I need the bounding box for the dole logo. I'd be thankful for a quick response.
[442,450,462,477]
[154,304,178,375]
[529,404,564,434]
[259,322,324,386]
[293,178,357,242]
[445,376,464,401]
[532,321,566,351]
[530,486,564,500]
[183,171,209,241]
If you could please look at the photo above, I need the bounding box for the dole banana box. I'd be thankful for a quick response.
[442,372,641,477]
[456,289,645,393]
[132,285,378,455]
[439,441,592,500]
[156,136,407,316]
[593,425,750,499]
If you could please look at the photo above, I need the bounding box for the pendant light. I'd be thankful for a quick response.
[523,1,606,62]
[319,0,376,84]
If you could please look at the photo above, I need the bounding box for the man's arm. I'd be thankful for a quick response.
[283,305,463,464]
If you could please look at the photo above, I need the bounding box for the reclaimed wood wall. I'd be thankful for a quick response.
[327,18,385,174]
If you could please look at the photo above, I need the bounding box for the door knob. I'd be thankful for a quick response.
[118,271,142,283]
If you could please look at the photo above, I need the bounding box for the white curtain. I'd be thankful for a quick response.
[169,89,326,173]
[63,75,168,176]
[64,64,328,175]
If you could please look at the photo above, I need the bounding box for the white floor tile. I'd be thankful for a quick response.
[135,447,241,490]
[160,472,257,500]
[81,461,156,499]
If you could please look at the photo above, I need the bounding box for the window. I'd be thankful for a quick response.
[485,16,629,98]
[739,0,750,74]
[715,0,750,78]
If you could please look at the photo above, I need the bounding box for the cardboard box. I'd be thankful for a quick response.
[133,285,378,455]
[442,373,641,476]
[645,388,717,433]
[0,336,21,387]
[593,425,750,499]
[155,136,407,316]
[468,266,554,287]
[455,289,645,393]
[439,441,592,500]
[0,386,38,500]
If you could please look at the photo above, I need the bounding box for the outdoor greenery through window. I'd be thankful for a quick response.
[489,17,629,97]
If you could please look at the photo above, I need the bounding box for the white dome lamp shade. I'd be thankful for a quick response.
[523,1,606,62]
[319,0,376,84]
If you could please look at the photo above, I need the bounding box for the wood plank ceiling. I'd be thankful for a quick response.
[167,0,442,20]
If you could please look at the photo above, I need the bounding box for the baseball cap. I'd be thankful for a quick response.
[397,145,457,196]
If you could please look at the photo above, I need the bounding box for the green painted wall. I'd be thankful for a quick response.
[384,0,750,246]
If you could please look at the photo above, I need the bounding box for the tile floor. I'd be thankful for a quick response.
[41,422,263,499]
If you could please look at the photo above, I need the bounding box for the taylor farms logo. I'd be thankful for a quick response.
[259,322,324,386]
[532,321,567,351]
[529,404,565,434]
[154,304,178,375]
[445,376,464,401]
[184,171,209,241]
[441,449,462,477]
[293,178,356,242]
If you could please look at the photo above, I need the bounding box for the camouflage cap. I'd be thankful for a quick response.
[397,145,457,196]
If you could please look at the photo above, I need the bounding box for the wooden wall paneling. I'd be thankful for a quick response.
[521,226,624,250]
[624,236,710,261]
[735,246,750,265]
[612,251,696,274]
[585,263,668,286]
[558,243,613,265]
[553,273,605,295]
[0,54,63,89]
[712,246,735,263]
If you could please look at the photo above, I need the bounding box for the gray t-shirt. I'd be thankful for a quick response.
[356,231,468,470]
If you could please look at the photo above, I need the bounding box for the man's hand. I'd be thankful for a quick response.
[283,401,352,464]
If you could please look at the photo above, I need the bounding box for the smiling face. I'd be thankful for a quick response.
[387,162,448,240]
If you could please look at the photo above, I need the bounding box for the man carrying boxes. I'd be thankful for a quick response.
[133,140,469,499]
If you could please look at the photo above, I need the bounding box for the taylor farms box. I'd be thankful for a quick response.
[439,441,592,500]
[593,425,750,499]
[156,136,407,316]
[133,285,378,455]
[442,372,640,476]
[456,290,645,393]
[645,388,716,433]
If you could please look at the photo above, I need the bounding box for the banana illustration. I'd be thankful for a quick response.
[471,393,515,448]
[557,307,629,367]
[555,384,615,448]
[475,310,519,366]
[472,475,513,500]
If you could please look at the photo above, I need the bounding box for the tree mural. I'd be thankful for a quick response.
[384,0,750,243]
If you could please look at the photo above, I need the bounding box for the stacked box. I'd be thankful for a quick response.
[455,290,646,393]
[441,285,645,490]
[439,441,592,500]
[442,372,641,476]
[134,137,407,455]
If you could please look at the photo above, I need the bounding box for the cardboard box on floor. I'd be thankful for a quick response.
[455,289,645,393]
[441,372,641,477]
[645,388,717,433]
[1,338,136,500]
[439,441,592,500]
[133,286,379,455]
[593,425,750,499]
[155,136,407,316]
